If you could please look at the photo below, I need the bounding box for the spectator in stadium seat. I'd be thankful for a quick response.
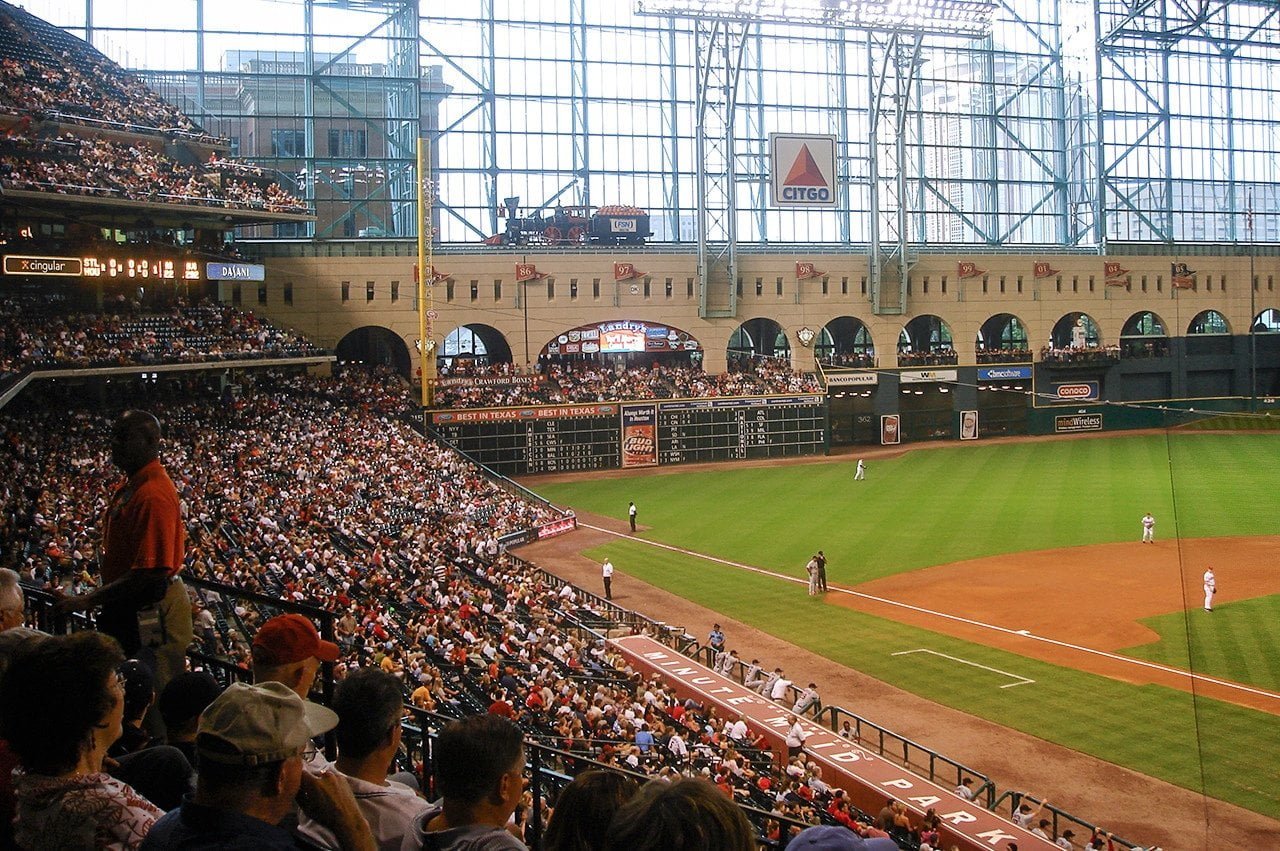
[2,631,163,850]
[156,671,222,768]
[141,680,375,851]
[251,612,340,700]
[0,568,25,632]
[299,668,430,851]
[604,778,755,851]
[542,770,640,851]
[787,823,900,851]
[402,714,527,850]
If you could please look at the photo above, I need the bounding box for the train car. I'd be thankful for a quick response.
[492,197,651,246]
[588,205,651,245]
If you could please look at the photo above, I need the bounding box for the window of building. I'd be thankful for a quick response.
[341,281,350,302]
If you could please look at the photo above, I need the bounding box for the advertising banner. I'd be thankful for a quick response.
[960,410,979,440]
[432,404,615,424]
[620,404,658,468]
[206,262,265,282]
[824,372,879,386]
[769,133,838,207]
[1052,381,1099,402]
[881,414,901,445]
[977,366,1032,381]
[900,370,958,384]
[1055,414,1103,433]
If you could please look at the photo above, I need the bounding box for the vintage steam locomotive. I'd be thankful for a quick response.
[489,197,652,246]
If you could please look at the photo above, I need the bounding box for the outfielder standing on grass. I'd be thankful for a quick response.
[1203,566,1216,612]
[1141,511,1155,543]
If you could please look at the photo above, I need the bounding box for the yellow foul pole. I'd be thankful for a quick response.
[416,138,436,408]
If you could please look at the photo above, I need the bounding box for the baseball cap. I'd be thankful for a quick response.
[252,614,340,666]
[788,825,901,851]
[197,681,338,766]
[158,671,223,730]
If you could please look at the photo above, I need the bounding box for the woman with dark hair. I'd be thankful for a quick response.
[543,770,640,851]
[0,631,163,850]
[605,777,756,851]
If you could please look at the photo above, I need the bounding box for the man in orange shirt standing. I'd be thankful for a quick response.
[58,410,193,696]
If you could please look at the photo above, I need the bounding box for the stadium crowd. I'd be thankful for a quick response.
[0,295,326,380]
[0,6,214,140]
[0,366,964,850]
[0,132,307,213]
[1038,344,1122,364]
[435,358,822,409]
[895,348,959,367]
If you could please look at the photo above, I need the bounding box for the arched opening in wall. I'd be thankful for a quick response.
[817,317,876,368]
[335,326,411,379]
[728,318,790,367]
[897,315,956,367]
[1253,308,1280,395]
[1184,310,1234,395]
[1049,312,1102,351]
[1120,311,1169,358]
[539,320,703,373]
[975,313,1030,363]
[438,324,513,374]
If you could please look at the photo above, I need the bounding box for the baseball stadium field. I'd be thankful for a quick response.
[529,430,1280,823]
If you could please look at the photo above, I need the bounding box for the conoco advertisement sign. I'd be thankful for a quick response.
[1053,381,1099,401]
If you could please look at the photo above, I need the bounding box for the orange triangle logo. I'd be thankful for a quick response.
[783,145,828,187]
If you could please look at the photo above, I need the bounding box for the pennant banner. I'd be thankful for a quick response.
[515,263,545,283]
[1104,260,1130,287]
[1033,261,1059,279]
[795,261,826,280]
[1171,262,1196,290]
[957,261,986,279]
[414,264,449,284]
[614,262,645,282]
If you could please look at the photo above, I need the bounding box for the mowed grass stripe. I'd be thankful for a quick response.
[1124,596,1280,692]
[585,538,1280,819]
[534,433,1279,582]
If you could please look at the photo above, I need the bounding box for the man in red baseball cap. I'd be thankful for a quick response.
[251,614,340,700]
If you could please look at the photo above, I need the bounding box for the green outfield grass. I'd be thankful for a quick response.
[530,432,1280,818]
[1123,594,1280,692]
[536,433,1279,583]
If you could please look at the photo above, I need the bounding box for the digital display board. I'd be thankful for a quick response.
[429,395,826,476]
[3,252,203,281]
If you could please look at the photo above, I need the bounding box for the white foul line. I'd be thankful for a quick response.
[582,523,1280,705]
[892,648,1035,688]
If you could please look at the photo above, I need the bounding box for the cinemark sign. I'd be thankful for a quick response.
[609,636,1056,851]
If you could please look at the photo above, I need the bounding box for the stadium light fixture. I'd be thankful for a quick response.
[637,0,998,38]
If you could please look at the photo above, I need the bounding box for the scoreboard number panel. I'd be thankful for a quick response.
[431,396,824,476]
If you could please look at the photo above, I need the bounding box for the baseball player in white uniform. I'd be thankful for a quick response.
[1141,512,1155,543]
[854,459,866,480]
[1203,567,1216,612]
